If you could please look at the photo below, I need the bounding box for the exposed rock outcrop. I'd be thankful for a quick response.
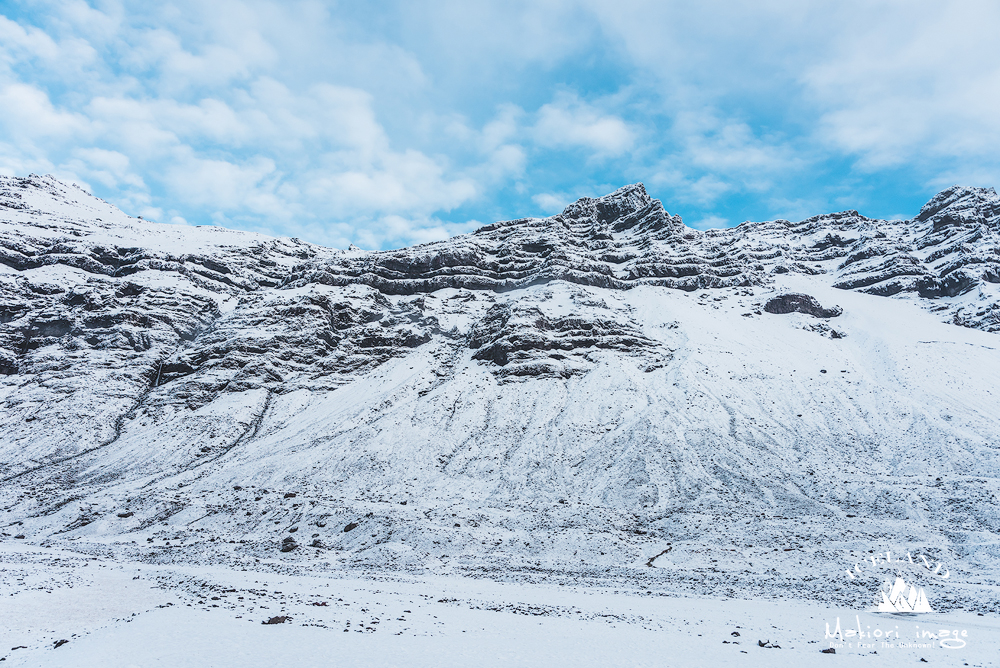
[763,293,842,318]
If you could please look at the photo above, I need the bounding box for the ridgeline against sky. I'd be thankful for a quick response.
[1,1,999,250]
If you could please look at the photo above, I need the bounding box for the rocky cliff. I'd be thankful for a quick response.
[2,174,999,608]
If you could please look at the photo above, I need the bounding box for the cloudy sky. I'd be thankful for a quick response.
[2,1,999,249]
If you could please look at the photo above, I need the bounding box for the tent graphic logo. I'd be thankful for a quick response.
[876,576,934,613]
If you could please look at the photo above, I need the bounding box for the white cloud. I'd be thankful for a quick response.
[4,0,1000,246]
[86,96,180,155]
[488,144,526,178]
[534,94,634,156]
[164,153,278,211]
[153,97,251,146]
[802,2,1000,172]
[688,215,728,230]
[346,214,481,251]
[65,147,144,190]
[0,83,90,140]
[675,113,797,177]
[0,55,484,237]
[532,192,570,214]
[480,104,521,152]
[765,196,828,223]
[0,147,53,177]
[649,168,730,207]
[0,14,60,63]
[308,149,477,217]
[644,108,805,210]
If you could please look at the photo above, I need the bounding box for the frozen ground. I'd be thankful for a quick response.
[2,544,997,668]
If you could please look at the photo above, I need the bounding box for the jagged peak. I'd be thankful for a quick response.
[1,173,105,208]
[593,182,651,210]
[915,185,1000,224]
[0,173,77,193]
[559,183,653,222]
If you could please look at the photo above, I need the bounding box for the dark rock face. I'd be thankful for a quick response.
[763,294,843,318]
[283,183,759,295]
[824,186,1000,327]
[915,185,1000,230]
[467,298,666,378]
[916,270,977,298]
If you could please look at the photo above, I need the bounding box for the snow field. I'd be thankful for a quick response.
[2,544,997,667]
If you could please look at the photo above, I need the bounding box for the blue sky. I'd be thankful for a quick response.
[2,1,999,249]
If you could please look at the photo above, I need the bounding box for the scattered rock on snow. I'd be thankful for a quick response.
[763,293,842,318]
[262,616,290,625]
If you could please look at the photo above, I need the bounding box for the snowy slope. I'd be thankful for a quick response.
[2,174,1000,620]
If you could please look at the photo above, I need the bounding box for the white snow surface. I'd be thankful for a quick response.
[2,543,996,668]
[1,175,999,665]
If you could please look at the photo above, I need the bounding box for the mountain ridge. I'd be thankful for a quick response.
[1,174,999,612]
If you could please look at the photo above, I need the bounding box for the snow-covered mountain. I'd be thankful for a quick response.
[2,174,999,610]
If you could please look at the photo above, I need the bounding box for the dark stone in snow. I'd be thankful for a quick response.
[262,616,290,624]
[917,270,976,298]
[344,522,359,532]
[763,293,842,318]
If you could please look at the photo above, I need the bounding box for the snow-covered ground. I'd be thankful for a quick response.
[2,543,996,667]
